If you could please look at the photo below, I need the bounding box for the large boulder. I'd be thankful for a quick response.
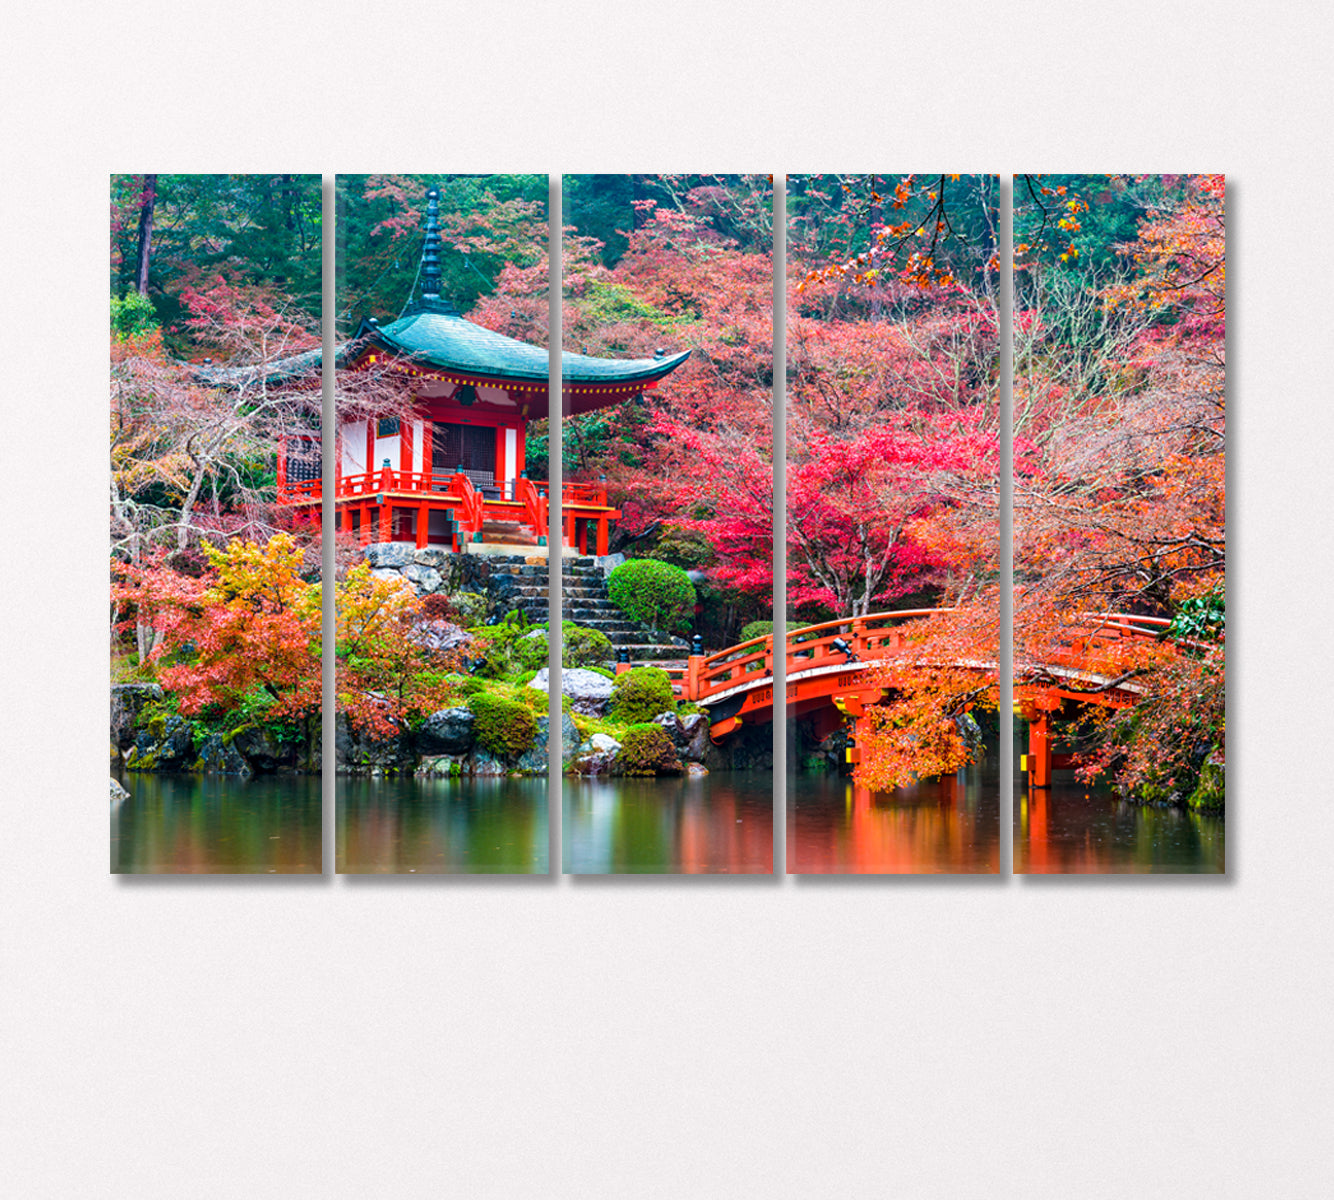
[515,713,580,773]
[652,712,710,762]
[123,714,194,772]
[195,734,254,776]
[528,667,613,716]
[231,727,297,773]
[413,547,452,569]
[471,751,508,776]
[364,542,414,569]
[403,563,443,594]
[110,683,162,750]
[572,733,621,776]
[680,713,711,762]
[335,712,414,775]
[415,706,475,756]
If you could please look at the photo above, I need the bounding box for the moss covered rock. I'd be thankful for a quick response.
[609,667,676,725]
[614,723,682,776]
[468,692,539,759]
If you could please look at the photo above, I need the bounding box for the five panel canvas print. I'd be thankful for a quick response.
[110,173,1224,876]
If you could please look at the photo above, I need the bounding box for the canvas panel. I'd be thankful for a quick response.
[1011,174,1226,873]
[560,174,776,874]
[785,174,1002,874]
[333,174,551,874]
[110,173,324,873]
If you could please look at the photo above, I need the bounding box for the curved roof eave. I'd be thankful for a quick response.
[190,313,691,391]
[371,310,689,386]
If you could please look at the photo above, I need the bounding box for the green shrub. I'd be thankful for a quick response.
[607,559,696,635]
[474,610,541,677]
[563,623,613,668]
[739,621,773,643]
[610,667,676,725]
[111,290,159,341]
[467,692,538,758]
[615,723,681,776]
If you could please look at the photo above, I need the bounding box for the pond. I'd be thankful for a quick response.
[111,771,322,874]
[563,772,774,874]
[1015,781,1225,873]
[338,776,549,874]
[787,764,1000,874]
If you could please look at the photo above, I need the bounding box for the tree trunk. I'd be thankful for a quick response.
[134,175,157,296]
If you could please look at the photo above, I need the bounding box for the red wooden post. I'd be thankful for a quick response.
[276,434,287,498]
[416,503,429,549]
[595,517,609,556]
[378,499,391,543]
[846,714,863,765]
[686,654,704,701]
[1029,710,1051,789]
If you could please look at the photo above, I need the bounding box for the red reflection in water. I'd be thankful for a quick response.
[788,775,999,874]
[1015,783,1224,874]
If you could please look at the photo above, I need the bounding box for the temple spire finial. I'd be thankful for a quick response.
[420,188,442,305]
[415,186,454,314]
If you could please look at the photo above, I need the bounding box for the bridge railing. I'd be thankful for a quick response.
[783,610,959,684]
[676,608,1187,707]
[1019,612,1180,680]
[675,609,957,703]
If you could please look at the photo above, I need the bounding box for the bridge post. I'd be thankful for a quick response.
[1028,710,1052,789]
[686,654,704,702]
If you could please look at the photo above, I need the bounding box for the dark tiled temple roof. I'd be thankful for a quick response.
[370,309,690,384]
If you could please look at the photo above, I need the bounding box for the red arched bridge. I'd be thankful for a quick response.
[652,609,1177,788]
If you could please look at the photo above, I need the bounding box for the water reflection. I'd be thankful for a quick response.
[338,776,549,874]
[563,773,774,874]
[788,767,999,874]
[1015,783,1224,874]
[111,772,321,874]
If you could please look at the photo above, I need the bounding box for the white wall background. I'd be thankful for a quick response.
[2,3,1331,1196]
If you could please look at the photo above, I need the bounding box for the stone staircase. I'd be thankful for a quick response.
[503,555,689,666]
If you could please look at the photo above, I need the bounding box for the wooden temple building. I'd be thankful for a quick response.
[275,187,688,555]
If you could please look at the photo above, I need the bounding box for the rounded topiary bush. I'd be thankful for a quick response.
[607,559,696,635]
[739,620,773,643]
[615,723,682,776]
[609,667,676,725]
[467,692,538,758]
[562,623,613,669]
